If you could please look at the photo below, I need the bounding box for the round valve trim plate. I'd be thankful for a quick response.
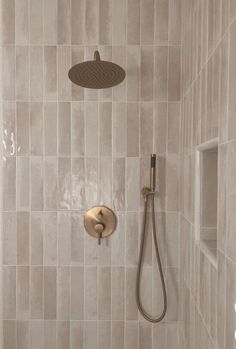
[84,206,117,240]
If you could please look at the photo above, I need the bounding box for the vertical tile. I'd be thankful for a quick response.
[58,0,71,44]
[98,321,111,349]
[84,321,97,349]
[127,46,140,101]
[17,212,30,265]
[85,0,99,45]
[169,0,181,44]
[127,103,139,156]
[226,257,236,349]
[44,212,57,266]
[2,101,16,156]
[44,102,57,156]
[30,102,43,155]
[85,102,98,157]
[2,212,17,265]
[71,213,84,265]
[71,102,85,156]
[15,0,29,44]
[58,212,71,265]
[17,321,29,349]
[30,213,43,265]
[154,102,167,154]
[154,46,168,101]
[126,212,139,266]
[3,266,16,319]
[98,267,111,320]
[58,157,71,210]
[125,267,138,320]
[99,102,112,156]
[85,158,98,209]
[111,213,125,265]
[16,102,29,156]
[99,0,112,44]
[228,19,236,140]
[71,0,85,44]
[113,103,126,157]
[57,267,70,320]
[58,102,71,156]
[17,157,29,210]
[139,322,152,349]
[71,46,85,100]
[44,321,57,349]
[112,0,126,45]
[140,103,153,156]
[17,267,29,319]
[16,46,29,100]
[44,157,57,210]
[112,267,125,320]
[84,267,97,320]
[30,267,43,319]
[112,322,124,349]
[141,46,154,101]
[57,322,70,349]
[155,0,169,43]
[126,157,139,211]
[71,321,83,349]
[43,0,58,44]
[3,157,16,210]
[44,267,57,319]
[125,322,138,349]
[98,157,112,208]
[3,320,16,349]
[141,0,154,44]
[30,321,43,349]
[112,46,126,101]
[44,46,57,100]
[2,0,15,44]
[30,0,43,44]
[31,157,43,211]
[2,46,15,100]
[113,158,125,211]
[168,46,181,101]
[58,46,71,101]
[71,267,84,320]
[127,0,140,44]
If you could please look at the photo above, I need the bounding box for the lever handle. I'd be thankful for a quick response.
[94,222,105,245]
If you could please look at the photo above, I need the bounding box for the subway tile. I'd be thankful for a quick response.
[112,321,124,349]
[125,267,138,320]
[99,0,112,45]
[2,212,17,265]
[31,157,43,211]
[141,46,154,101]
[16,102,29,156]
[58,157,71,210]
[57,267,70,320]
[44,46,57,100]
[98,267,111,320]
[71,158,85,210]
[228,19,236,140]
[71,321,83,349]
[44,267,57,319]
[112,46,126,101]
[127,102,139,156]
[43,0,58,44]
[168,102,180,154]
[85,0,99,45]
[2,0,15,44]
[58,46,71,101]
[30,213,43,265]
[71,213,84,265]
[71,46,85,100]
[84,321,97,349]
[30,321,43,349]
[17,267,29,319]
[3,157,16,210]
[113,158,125,211]
[98,157,112,208]
[16,46,29,100]
[3,320,16,349]
[30,0,43,44]
[17,157,29,210]
[2,101,16,156]
[112,267,125,320]
[139,266,152,316]
[85,101,98,157]
[71,102,85,156]
[30,267,43,319]
[71,0,85,44]
[139,321,152,349]
[125,322,138,349]
[113,102,126,157]
[3,266,16,319]
[17,212,30,265]
[99,102,112,156]
[58,102,71,156]
[71,267,84,320]
[44,321,57,349]
[44,212,57,266]
[154,46,168,101]
[111,213,125,265]
[30,45,44,98]
[127,46,140,102]
[168,46,181,101]
[126,212,139,266]
[140,103,153,156]
[141,0,154,44]
[30,102,43,155]
[2,46,15,100]
[17,321,29,349]
[84,267,97,320]
[58,0,71,44]
[58,212,71,265]
[127,0,140,44]
[112,0,126,45]
[155,0,169,43]
[126,157,139,211]
[154,102,167,154]
[85,158,98,209]
[98,321,111,349]
[57,322,70,349]
[226,257,236,349]
[44,157,58,210]
[44,102,57,156]
[15,0,29,45]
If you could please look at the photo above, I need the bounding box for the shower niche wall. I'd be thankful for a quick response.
[196,139,218,265]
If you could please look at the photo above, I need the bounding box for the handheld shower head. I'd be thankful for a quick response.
[150,154,156,192]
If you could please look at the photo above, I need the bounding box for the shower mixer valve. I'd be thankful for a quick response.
[84,206,117,245]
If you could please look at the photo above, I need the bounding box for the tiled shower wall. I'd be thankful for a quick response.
[180,0,236,348]
[0,0,181,348]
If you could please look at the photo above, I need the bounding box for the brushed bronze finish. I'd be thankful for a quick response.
[68,50,126,89]
[84,206,117,245]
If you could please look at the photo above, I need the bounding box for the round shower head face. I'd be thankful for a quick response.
[68,51,126,89]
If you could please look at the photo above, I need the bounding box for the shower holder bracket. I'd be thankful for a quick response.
[84,206,117,245]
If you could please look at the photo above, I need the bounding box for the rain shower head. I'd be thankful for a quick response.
[68,50,126,89]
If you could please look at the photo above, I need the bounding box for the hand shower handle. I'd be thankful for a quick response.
[150,154,156,192]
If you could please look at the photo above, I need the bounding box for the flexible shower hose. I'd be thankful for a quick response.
[136,191,167,323]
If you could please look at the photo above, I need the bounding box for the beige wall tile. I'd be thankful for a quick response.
[17,157,29,210]
[17,321,29,349]
[57,267,70,320]
[155,0,168,44]
[44,158,58,210]
[99,0,112,45]
[126,212,139,266]
[58,102,71,156]
[30,321,43,349]
[30,102,43,155]
[71,46,84,100]
[85,101,98,157]
[2,101,16,156]
[226,257,236,349]
[16,102,29,156]
[169,0,181,44]
[43,0,57,44]
[140,103,153,156]
[71,0,85,44]
[71,158,85,210]
[85,0,99,45]
[17,212,30,265]
[30,0,43,44]
[44,267,57,319]
[44,212,57,266]
[125,267,138,320]
[3,157,16,210]
[141,46,154,101]
[84,321,97,349]
[139,322,152,349]
[127,102,139,156]
[125,322,138,349]
[31,157,43,211]
[58,46,71,101]
[154,46,168,101]
[141,0,154,44]
[126,157,139,211]
[85,158,98,208]
[30,213,43,265]
[98,321,111,349]
[58,0,71,44]
[112,267,125,320]
[58,157,71,210]
[113,158,125,211]
[44,102,57,156]
[113,102,126,157]
[112,0,126,46]
[1,0,15,44]
[17,267,29,319]
[112,321,124,349]
[2,46,15,100]
[98,157,112,207]
[71,267,84,320]
[44,46,57,100]
[71,213,84,265]
[3,320,16,349]
[71,321,83,349]
[3,266,16,319]
[57,321,70,349]
[71,102,85,156]
[44,321,56,349]
[111,213,125,265]
[127,0,140,44]
[112,46,126,101]
[3,212,17,265]
[16,46,29,100]
[99,102,112,156]
[15,0,29,45]
[168,46,181,101]
[58,212,71,265]
[84,267,97,320]
[30,267,43,319]
[98,267,111,320]
[154,102,167,154]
